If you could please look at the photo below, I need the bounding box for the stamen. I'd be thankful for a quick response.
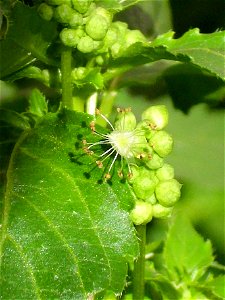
[96,160,103,168]
[96,109,115,130]
[108,152,119,173]
[104,173,111,180]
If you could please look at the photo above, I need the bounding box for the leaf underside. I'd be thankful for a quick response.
[0,110,138,299]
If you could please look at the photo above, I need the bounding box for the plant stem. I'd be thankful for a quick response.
[61,47,73,109]
[133,225,146,300]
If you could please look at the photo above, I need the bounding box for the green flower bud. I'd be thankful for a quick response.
[156,164,174,181]
[93,40,104,50]
[132,171,158,199]
[69,11,83,27]
[152,203,173,218]
[114,110,136,131]
[71,67,87,80]
[124,29,146,47]
[145,152,164,170]
[46,0,71,5]
[155,179,182,207]
[38,3,53,21]
[72,0,92,14]
[110,42,122,57]
[85,14,109,40]
[94,7,112,26]
[142,105,168,130]
[60,28,80,47]
[130,200,153,225]
[95,55,104,65]
[54,4,73,23]
[136,120,155,140]
[77,35,94,53]
[150,131,173,157]
[111,21,128,37]
[103,27,118,47]
[146,193,157,205]
[128,165,140,184]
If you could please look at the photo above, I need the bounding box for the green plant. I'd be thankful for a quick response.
[0,0,224,299]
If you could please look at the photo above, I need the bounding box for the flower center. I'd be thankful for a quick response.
[108,130,141,158]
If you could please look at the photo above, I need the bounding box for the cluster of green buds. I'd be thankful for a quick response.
[84,105,181,225]
[127,106,182,224]
[37,0,146,60]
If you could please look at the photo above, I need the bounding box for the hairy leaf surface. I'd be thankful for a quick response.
[0,109,138,299]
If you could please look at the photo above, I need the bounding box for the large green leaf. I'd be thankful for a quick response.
[151,29,225,79]
[164,215,214,283]
[0,109,138,299]
[109,29,225,81]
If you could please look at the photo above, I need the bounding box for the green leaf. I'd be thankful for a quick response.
[0,109,30,130]
[163,63,225,112]
[151,29,225,80]
[0,39,36,79]
[208,275,225,299]
[108,29,225,81]
[0,2,58,79]
[72,68,104,90]
[150,275,181,300]
[96,0,143,12]
[27,89,48,118]
[164,215,214,283]
[0,109,138,299]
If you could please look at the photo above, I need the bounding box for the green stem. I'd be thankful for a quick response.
[133,225,146,300]
[61,47,73,109]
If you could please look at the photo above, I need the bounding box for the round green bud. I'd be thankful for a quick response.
[124,29,146,47]
[71,67,87,80]
[146,193,157,205]
[95,55,104,65]
[60,28,80,47]
[94,7,112,26]
[85,14,109,40]
[111,21,128,37]
[130,200,153,225]
[142,105,168,130]
[152,203,173,218]
[156,164,174,181]
[54,4,73,23]
[69,11,83,27]
[128,165,140,184]
[72,0,92,14]
[77,35,94,53]
[38,3,53,21]
[103,27,118,48]
[110,42,122,57]
[155,179,182,207]
[136,120,155,140]
[132,172,157,199]
[114,110,136,131]
[150,131,173,157]
[145,152,164,170]
[46,0,71,5]
[93,40,104,50]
